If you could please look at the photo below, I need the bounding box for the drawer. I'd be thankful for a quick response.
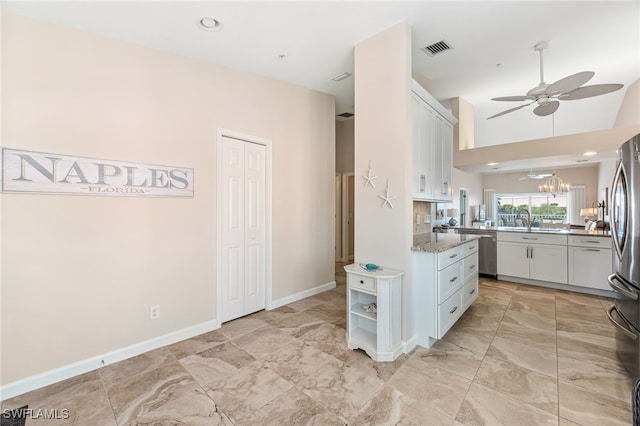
[462,239,479,256]
[437,246,463,270]
[349,274,376,294]
[497,231,567,246]
[568,235,612,249]
[463,252,479,281]
[437,261,463,304]
[437,290,463,339]
[462,276,479,309]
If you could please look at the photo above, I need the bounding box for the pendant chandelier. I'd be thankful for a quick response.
[538,172,568,197]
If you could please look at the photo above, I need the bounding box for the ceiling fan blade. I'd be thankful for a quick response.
[545,71,594,96]
[559,83,624,100]
[533,100,560,117]
[491,96,535,102]
[487,103,532,120]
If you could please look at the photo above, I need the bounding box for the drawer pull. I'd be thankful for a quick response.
[469,265,476,270]
[449,253,458,259]
[522,237,538,240]
[449,276,458,283]
[360,280,364,284]
[469,289,476,295]
[586,248,601,252]
[449,306,458,314]
[585,240,601,244]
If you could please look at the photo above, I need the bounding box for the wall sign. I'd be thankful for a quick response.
[1,148,194,197]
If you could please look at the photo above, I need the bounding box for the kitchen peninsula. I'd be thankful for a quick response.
[412,233,481,348]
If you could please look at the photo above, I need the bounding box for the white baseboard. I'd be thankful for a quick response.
[402,334,419,354]
[267,281,336,310]
[1,319,219,401]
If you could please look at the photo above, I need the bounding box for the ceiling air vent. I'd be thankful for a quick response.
[337,112,354,118]
[421,40,453,57]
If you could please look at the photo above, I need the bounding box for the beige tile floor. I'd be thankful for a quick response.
[3,264,635,425]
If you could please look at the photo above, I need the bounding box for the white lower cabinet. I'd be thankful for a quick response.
[413,239,479,348]
[344,264,403,362]
[497,232,568,284]
[568,235,613,291]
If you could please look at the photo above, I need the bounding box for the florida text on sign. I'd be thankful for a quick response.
[0,148,194,197]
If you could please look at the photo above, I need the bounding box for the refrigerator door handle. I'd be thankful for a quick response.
[607,305,638,340]
[608,273,639,301]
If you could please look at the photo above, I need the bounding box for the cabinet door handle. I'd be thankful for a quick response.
[530,247,533,258]
[526,247,530,258]
[449,276,458,283]
[419,175,426,192]
[469,289,476,295]
[360,280,364,284]
[469,265,476,270]
[442,181,449,195]
[449,253,458,259]
[449,306,458,314]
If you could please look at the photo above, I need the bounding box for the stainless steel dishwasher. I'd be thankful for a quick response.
[455,228,497,278]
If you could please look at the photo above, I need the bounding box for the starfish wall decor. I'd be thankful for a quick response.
[362,160,378,188]
[379,179,397,208]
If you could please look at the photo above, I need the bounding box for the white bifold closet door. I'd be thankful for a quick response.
[220,136,266,322]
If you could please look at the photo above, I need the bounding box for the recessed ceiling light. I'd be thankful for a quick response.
[332,72,352,82]
[486,162,498,166]
[583,151,597,156]
[199,17,222,32]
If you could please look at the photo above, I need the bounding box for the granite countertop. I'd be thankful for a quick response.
[411,233,481,253]
[492,227,611,237]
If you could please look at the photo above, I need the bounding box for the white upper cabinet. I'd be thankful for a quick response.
[411,93,434,199]
[411,80,457,202]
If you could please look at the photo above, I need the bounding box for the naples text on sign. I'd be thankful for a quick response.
[0,148,194,197]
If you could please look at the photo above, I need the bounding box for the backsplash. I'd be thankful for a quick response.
[413,201,431,234]
[413,201,434,245]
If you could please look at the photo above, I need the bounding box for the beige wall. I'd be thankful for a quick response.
[354,22,414,339]
[615,79,640,128]
[335,118,354,173]
[1,13,335,384]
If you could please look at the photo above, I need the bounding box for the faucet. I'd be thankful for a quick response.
[516,208,532,231]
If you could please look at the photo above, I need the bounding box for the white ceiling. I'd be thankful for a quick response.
[3,1,639,173]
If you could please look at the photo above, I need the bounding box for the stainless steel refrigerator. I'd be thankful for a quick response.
[607,134,640,378]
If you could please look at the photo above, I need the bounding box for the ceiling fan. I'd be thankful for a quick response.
[487,42,624,120]
[518,170,552,181]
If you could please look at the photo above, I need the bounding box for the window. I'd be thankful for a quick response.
[496,193,568,227]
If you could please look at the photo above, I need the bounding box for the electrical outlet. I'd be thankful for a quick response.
[150,305,160,320]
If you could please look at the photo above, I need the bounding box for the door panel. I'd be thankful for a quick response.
[530,243,568,284]
[221,137,266,322]
[244,142,266,315]
[222,138,245,321]
[497,241,529,279]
